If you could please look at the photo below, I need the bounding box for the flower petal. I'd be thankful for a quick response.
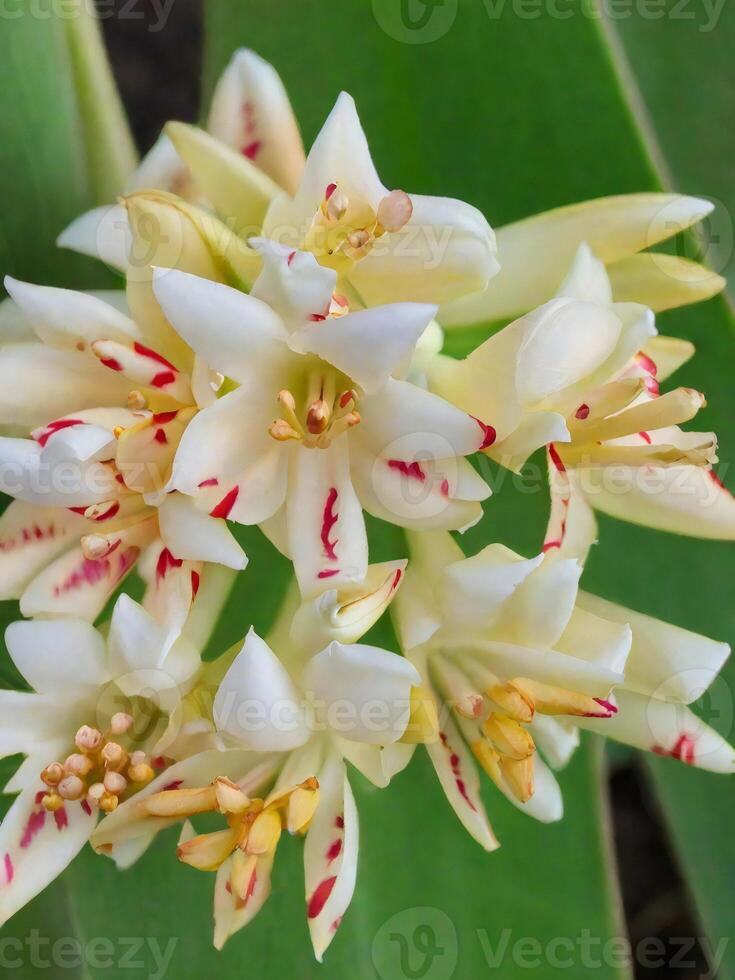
[291,303,435,394]
[213,628,310,751]
[57,203,130,272]
[0,343,130,428]
[19,522,151,620]
[5,617,108,694]
[0,784,95,927]
[301,640,420,745]
[576,591,730,705]
[4,277,140,351]
[578,464,735,540]
[250,239,336,330]
[158,492,247,570]
[0,501,85,600]
[577,689,735,773]
[286,441,368,598]
[151,268,288,385]
[350,194,499,306]
[165,122,281,229]
[438,194,714,325]
[304,752,359,962]
[607,252,725,312]
[206,48,305,195]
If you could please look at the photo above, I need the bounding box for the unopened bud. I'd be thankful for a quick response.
[99,792,118,813]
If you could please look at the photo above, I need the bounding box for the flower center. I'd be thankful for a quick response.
[39,713,163,815]
[301,183,412,274]
[143,775,319,908]
[433,654,617,804]
[268,369,360,449]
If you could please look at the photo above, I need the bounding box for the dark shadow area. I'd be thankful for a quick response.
[610,761,716,979]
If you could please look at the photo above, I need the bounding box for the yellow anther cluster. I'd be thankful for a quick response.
[143,775,320,909]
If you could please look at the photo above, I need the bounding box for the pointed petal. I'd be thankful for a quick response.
[607,252,725,312]
[290,303,435,394]
[351,194,499,306]
[359,376,491,458]
[577,689,735,773]
[555,242,613,305]
[643,335,695,382]
[576,591,730,705]
[213,628,310,751]
[151,268,288,385]
[0,785,95,927]
[495,556,582,649]
[304,752,359,962]
[4,278,140,351]
[301,641,419,745]
[5,618,108,694]
[126,132,187,194]
[57,204,130,272]
[207,48,305,195]
[438,194,714,325]
[158,492,247,570]
[530,714,579,770]
[0,501,85,601]
[426,689,498,849]
[286,441,368,597]
[250,239,336,330]
[579,464,735,540]
[290,91,386,218]
[20,523,151,620]
[165,122,280,228]
[0,343,130,428]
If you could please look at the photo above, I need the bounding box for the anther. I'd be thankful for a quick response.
[41,763,64,787]
[57,775,85,801]
[110,712,134,736]
[75,726,103,753]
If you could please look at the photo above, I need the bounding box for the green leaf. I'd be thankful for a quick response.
[608,5,735,297]
[63,0,138,203]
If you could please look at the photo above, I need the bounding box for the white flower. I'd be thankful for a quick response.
[0,275,245,629]
[59,50,498,310]
[151,241,492,597]
[0,590,225,925]
[439,193,725,326]
[90,562,423,959]
[391,531,733,848]
[428,244,735,557]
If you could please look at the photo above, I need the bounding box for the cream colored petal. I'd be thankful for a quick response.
[607,252,725,312]
[438,194,713,326]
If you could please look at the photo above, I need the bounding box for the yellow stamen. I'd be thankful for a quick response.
[400,686,440,744]
[142,785,218,818]
[246,808,283,855]
[177,828,237,871]
[214,776,251,815]
[487,682,535,724]
[471,739,502,784]
[483,713,535,760]
[500,755,535,804]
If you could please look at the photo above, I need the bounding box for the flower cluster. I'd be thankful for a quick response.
[0,49,733,959]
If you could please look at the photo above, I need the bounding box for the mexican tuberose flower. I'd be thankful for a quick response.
[391,531,733,848]
[150,240,492,597]
[0,588,227,925]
